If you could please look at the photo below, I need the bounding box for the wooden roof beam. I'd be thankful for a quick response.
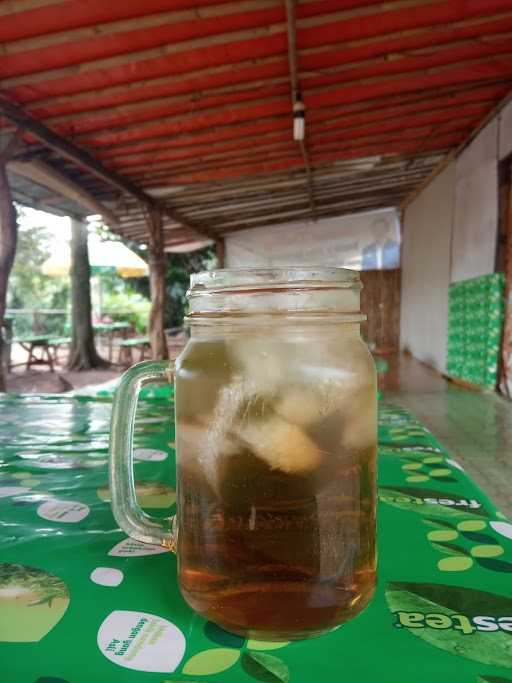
[218,196,407,233]
[0,96,217,241]
[115,150,446,206]
[104,95,495,170]
[401,85,512,208]
[0,0,282,55]
[80,67,512,154]
[21,9,512,114]
[194,185,417,226]
[121,111,477,177]
[134,151,446,199]
[7,0,495,102]
[39,29,512,130]
[180,173,431,216]
[129,129,464,184]
[0,96,150,203]
[8,158,119,226]
[0,0,444,91]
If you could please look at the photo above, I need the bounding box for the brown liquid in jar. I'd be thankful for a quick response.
[176,338,377,640]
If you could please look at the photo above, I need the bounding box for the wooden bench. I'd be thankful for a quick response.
[118,336,150,366]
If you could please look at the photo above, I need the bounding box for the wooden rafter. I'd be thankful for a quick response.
[0,0,281,55]
[0,96,216,240]
[120,113,476,179]
[401,85,512,208]
[8,158,119,226]
[95,91,497,170]
[18,8,512,118]
[0,96,151,201]
[36,30,512,131]
[0,0,442,90]
[1,0,511,248]
[66,58,512,155]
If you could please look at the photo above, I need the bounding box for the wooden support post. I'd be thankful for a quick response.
[499,162,512,397]
[0,132,23,391]
[0,98,216,242]
[0,159,17,391]
[67,218,108,370]
[8,159,119,227]
[216,237,225,268]
[147,208,169,361]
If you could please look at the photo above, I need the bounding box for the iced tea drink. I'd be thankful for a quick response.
[175,269,376,639]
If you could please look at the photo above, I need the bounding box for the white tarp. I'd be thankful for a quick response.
[225,208,400,270]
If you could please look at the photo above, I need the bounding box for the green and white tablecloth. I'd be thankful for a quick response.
[1,387,512,683]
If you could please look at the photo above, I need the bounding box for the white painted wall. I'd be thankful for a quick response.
[401,163,456,373]
[451,120,499,282]
[225,208,400,269]
[400,98,512,370]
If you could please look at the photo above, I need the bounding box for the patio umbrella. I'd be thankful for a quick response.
[41,235,149,278]
[41,236,149,320]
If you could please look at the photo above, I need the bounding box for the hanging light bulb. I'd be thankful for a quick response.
[293,95,305,141]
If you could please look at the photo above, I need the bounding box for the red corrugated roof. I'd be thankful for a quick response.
[1,0,511,245]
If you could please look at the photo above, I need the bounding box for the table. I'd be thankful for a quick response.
[11,335,72,371]
[1,389,511,682]
[11,335,67,371]
[118,336,151,366]
[93,322,131,363]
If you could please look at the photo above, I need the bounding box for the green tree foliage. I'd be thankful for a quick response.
[8,214,216,337]
[131,245,216,329]
[7,212,68,335]
[102,283,151,333]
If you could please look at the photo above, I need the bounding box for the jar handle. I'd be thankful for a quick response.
[109,360,177,551]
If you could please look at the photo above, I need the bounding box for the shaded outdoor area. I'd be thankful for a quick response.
[1,1,512,681]
[2,209,215,392]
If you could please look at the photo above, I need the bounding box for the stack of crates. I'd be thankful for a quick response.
[446,273,505,389]
[446,281,465,379]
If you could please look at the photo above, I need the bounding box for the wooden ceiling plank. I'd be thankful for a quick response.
[216,194,408,231]
[0,24,288,89]
[80,67,512,152]
[0,0,442,89]
[0,0,59,18]
[97,81,507,160]
[128,125,468,182]
[8,157,119,225]
[152,140,458,184]
[181,171,432,214]
[142,156,447,205]
[19,9,512,113]
[0,96,220,240]
[61,43,512,142]
[116,105,483,174]
[110,151,447,204]
[402,84,512,208]
[1,0,283,55]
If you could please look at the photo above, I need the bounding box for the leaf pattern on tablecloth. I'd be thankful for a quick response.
[386,582,512,667]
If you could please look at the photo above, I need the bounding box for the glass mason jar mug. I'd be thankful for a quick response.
[109,268,377,640]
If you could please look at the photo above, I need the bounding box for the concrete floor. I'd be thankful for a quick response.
[381,354,512,517]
